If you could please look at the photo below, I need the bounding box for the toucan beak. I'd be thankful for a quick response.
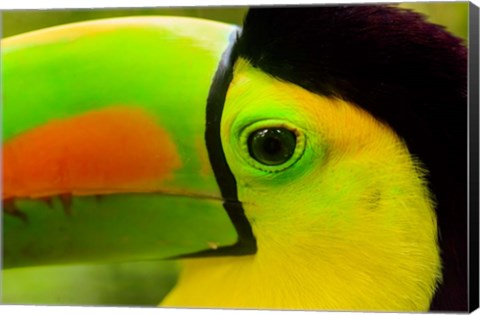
[2,16,247,268]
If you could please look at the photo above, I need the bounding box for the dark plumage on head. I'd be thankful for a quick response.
[235,5,468,311]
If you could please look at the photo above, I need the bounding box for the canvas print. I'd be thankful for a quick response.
[1,3,476,312]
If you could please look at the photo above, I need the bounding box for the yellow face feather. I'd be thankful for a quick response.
[161,59,441,311]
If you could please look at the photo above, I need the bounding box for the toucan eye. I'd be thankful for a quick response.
[247,128,297,165]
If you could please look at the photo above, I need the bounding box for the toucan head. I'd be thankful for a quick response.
[2,4,467,312]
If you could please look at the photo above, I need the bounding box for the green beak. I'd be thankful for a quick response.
[2,16,250,268]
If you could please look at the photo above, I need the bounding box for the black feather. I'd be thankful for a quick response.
[236,5,468,311]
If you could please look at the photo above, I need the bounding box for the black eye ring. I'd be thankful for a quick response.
[247,128,297,166]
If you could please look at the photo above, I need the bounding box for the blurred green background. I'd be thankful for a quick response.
[1,2,469,307]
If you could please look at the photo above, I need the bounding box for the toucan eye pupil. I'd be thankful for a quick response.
[247,128,297,165]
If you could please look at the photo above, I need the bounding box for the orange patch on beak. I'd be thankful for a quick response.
[3,106,181,199]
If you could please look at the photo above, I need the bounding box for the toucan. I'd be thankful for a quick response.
[2,5,468,312]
